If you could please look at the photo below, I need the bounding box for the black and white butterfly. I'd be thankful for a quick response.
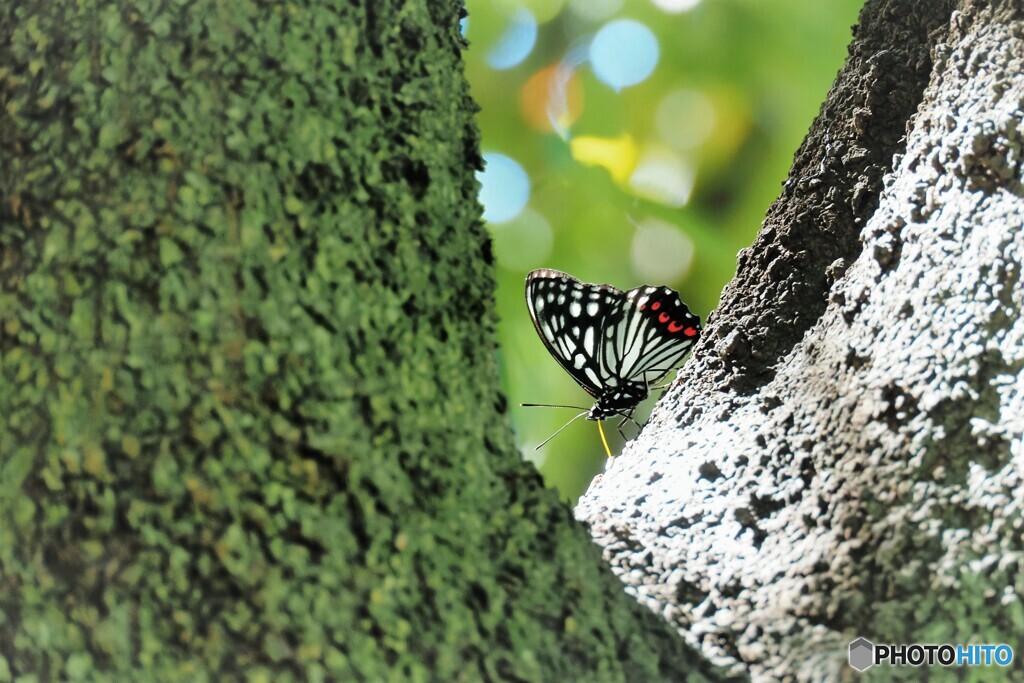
[525,268,701,448]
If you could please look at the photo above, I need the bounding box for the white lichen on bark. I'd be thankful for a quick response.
[577,3,1024,681]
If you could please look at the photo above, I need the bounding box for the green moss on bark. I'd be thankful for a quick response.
[0,1,718,680]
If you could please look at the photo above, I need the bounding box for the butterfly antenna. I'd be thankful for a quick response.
[534,411,589,450]
[596,420,612,458]
[521,402,588,410]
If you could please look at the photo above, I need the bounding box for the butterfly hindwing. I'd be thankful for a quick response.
[609,285,701,385]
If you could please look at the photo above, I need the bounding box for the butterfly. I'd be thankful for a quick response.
[524,268,701,453]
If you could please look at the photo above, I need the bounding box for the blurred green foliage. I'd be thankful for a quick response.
[464,0,864,500]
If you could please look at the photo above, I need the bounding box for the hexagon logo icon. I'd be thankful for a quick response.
[849,637,875,672]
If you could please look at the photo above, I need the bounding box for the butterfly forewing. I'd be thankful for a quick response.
[526,269,701,414]
[526,269,619,397]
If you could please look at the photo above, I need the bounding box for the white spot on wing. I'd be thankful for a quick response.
[587,302,599,316]
[583,327,595,355]
[569,302,581,317]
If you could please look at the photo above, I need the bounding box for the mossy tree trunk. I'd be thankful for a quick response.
[578,0,1024,680]
[0,2,720,680]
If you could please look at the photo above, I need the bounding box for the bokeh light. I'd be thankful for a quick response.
[589,20,659,91]
[656,89,716,152]
[519,64,583,134]
[569,0,623,21]
[650,0,703,13]
[569,134,638,184]
[628,146,694,207]
[486,9,538,70]
[630,217,695,284]
[478,153,530,223]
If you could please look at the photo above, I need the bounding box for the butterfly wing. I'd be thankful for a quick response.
[602,285,701,386]
[525,269,621,398]
[527,269,702,404]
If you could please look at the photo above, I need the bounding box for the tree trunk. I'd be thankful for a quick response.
[0,1,720,680]
[578,0,1024,680]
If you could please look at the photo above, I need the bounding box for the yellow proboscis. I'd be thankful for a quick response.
[597,419,611,458]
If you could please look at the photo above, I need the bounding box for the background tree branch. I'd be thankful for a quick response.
[578,0,1024,679]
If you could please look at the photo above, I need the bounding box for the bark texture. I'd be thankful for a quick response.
[0,1,718,680]
[578,0,1024,680]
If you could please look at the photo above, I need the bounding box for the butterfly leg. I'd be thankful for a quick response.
[615,412,644,440]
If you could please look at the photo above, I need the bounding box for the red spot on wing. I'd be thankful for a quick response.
[658,312,669,323]
[668,321,683,333]
[639,304,646,311]
[684,327,698,337]
[651,301,661,311]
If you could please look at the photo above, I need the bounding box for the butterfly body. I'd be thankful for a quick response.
[526,268,701,427]
[587,382,648,420]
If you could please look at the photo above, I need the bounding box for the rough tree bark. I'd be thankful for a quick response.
[0,1,720,680]
[578,0,1024,680]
